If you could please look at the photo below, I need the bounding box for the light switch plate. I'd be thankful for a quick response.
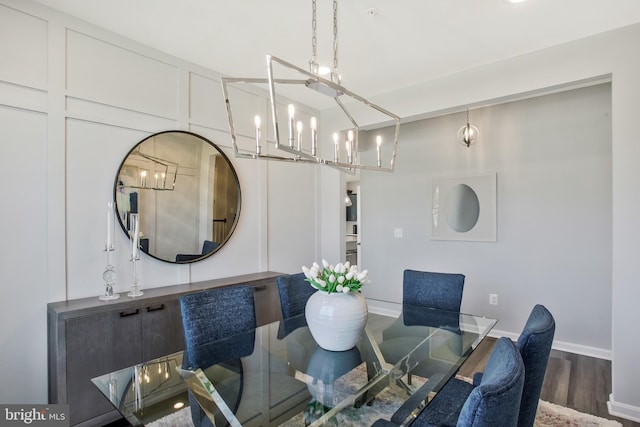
[394,228,403,238]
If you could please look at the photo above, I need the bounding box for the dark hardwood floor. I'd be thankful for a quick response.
[458,337,639,427]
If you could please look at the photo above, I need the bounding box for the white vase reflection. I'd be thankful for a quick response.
[305,346,362,408]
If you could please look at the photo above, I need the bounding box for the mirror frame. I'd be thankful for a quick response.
[113,130,241,263]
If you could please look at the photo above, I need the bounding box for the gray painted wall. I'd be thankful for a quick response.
[361,84,612,354]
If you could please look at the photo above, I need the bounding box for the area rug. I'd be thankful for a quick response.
[534,400,621,427]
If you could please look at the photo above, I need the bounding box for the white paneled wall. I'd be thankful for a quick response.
[0,0,320,404]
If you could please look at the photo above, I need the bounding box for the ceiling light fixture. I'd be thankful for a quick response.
[457,109,479,148]
[221,0,400,173]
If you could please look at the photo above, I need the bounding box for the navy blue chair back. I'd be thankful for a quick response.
[277,272,316,318]
[179,285,256,427]
[179,285,256,369]
[456,337,525,427]
[403,270,465,312]
[515,304,556,427]
[276,272,316,336]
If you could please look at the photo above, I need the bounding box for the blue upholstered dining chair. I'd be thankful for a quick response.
[414,304,555,427]
[276,272,317,336]
[410,337,525,427]
[514,304,556,427]
[379,270,467,381]
[275,272,319,377]
[402,270,465,311]
[179,285,257,427]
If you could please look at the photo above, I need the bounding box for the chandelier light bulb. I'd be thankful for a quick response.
[296,121,303,150]
[317,66,331,75]
[254,115,261,154]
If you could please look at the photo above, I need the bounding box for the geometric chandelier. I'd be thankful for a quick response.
[221,0,401,173]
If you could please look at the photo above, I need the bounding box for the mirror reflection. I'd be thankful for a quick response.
[445,184,480,232]
[114,131,241,263]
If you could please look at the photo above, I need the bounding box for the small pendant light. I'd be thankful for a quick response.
[457,109,479,148]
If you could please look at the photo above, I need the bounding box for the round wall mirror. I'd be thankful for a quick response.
[114,131,241,263]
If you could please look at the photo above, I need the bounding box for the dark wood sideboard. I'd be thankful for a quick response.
[47,271,284,427]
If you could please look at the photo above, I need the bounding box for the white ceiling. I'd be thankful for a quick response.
[32,0,640,103]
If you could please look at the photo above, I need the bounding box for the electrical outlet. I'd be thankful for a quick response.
[489,294,498,305]
[394,228,403,238]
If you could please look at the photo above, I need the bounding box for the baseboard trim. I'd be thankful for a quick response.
[608,393,640,422]
[366,299,401,317]
[488,328,612,360]
[366,299,612,360]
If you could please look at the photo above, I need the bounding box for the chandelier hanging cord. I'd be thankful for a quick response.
[332,0,339,84]
[310,0,318,74]
[309,0,340,84]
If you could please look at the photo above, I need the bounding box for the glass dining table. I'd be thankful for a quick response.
[92,305,496,426]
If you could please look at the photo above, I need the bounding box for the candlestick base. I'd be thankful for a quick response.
[128,282,144,298]
[128,279,144,298]
[100,265,120,301]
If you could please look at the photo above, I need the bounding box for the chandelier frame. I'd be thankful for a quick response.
[220,0,401,173]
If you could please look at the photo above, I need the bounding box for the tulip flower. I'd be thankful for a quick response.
[302,259,369,294]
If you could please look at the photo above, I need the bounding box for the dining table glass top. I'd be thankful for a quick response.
[92,306,497,426]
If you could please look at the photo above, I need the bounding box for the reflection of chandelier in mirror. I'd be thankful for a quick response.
[125,150,179,191]
[457,109,479,148]
[221,0,400,173]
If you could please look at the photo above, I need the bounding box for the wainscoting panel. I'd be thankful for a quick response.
[0,104,49,405]
[66,97,177,132]
[188,72,228,132]
[0,80,47,113]
[0,4,47,89]
[66,29,179,119]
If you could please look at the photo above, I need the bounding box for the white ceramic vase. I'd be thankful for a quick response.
[305,290,368,351]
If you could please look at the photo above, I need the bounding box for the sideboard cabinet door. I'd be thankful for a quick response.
[142,299,185,361]
[66,309,143,425]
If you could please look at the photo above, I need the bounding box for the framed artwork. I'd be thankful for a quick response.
[431,173,497,242]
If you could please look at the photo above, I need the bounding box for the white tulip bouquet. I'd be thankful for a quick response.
[301,259,369,294]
